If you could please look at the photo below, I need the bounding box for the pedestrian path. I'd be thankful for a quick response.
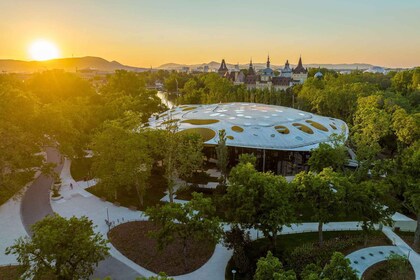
[382,226,420,279]
[52,157,420,280]
[346,246,403,278]
[0,190,31,265]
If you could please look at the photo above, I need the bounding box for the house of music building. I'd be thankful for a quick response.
[218,56,308,91]
[149,102,349,176]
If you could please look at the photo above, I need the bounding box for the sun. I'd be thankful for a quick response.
[28,39,60,61]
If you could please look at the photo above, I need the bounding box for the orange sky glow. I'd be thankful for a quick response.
[1,0,419,68]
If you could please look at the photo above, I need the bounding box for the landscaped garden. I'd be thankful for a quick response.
[362,255,414,280]
[86,167,168,211]
[108,221,216,275]
[225,230,391,280]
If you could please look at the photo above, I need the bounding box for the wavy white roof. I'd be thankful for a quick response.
[149,103,348,151]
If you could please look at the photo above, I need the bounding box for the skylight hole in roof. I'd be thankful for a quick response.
[292,123,314,134]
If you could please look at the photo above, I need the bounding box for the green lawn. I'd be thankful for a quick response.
[70,157,93,181]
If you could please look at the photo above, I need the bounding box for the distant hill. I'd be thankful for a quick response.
[158,61,378,71]
[0,56,148,73]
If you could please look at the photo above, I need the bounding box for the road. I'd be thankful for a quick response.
[20,148,140,279]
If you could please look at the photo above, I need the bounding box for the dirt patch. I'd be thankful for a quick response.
[362,260,414,280]
[108,221,215,276]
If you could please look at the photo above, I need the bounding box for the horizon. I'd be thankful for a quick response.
[1,55,413,70]
[1,0,420,68]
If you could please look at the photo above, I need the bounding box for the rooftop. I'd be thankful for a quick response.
[149,103,348,151]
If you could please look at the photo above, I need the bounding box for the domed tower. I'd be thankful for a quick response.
[280,60,292,78]
[261,55,274,82]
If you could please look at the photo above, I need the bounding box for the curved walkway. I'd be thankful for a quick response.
[20,149,140,280]
[20,148,63,235]
[52,156,420,280]
[346,246,403,278]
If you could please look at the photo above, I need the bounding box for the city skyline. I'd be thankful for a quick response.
[1,0,420,68]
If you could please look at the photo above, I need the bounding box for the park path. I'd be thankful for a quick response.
[53,157,420,280]
[20,148,63,235]
[19,149,140,280]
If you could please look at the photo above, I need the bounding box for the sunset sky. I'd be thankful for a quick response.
[1,0,419,68]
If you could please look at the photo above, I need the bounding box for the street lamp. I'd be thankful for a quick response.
[232,269,237,280]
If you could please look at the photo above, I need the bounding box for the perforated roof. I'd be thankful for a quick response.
[149,103,348,151]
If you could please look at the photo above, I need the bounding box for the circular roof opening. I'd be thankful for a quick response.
[305,120,328,132]
[292,123,314,134]
[182,106,197,111]
[275,125,290,134]
[178,128,216,142]
[181,119,219,125]
[232,126,244,133]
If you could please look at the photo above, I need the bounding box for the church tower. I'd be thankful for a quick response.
[248,58,255,75]
[292,56,308,83]
[218,59,229,76]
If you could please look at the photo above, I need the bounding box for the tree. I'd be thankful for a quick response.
[345,180,393,245]
[254,251,296,280]
[223,225,251,274]
[302,252,358,280]
[145,193,222,271]
[308,135,348,173]
[136,273,174,280]
[6,214,109,280]
[92,119,152,206]
[400,141,420,249]
[216,129,229,185]
[0,81,44,204]
[159,123,203,202]
[294,168,344,245]
[322,252,358,280]
[225,157,295,249]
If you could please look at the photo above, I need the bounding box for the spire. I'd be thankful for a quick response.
[292,55,307,74]
[266,54,270,68]
[297,56,303,68]
[248,58,255,76]
[218,59,228,75]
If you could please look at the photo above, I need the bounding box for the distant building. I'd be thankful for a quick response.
[364,66,386,74]
[219,55,308,91]
[314,71,323,79]
[218,59,229,76]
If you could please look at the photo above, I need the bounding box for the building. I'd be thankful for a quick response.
[149,103,349,175]
[218,56,308,91]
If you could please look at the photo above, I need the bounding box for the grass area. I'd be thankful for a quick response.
[362,260,414,280]
[395,230,420,253]
[70,157,93,181]
[108,221,215,276]
[86,167,167,211]
[226,230,391,280]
